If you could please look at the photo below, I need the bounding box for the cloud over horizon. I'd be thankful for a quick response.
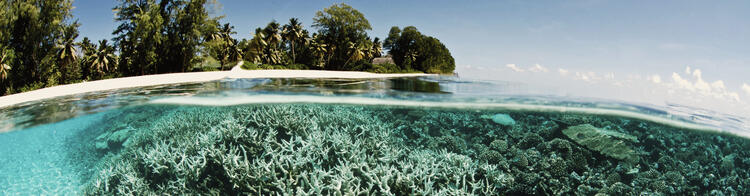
[504,63,550,73]
[505,64,525,72]
[460,64,748,108]
[669,68,741,102]
[743,83,750,96]
[528,64,549,73]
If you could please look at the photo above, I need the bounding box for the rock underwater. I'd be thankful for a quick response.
[562,124,639,163]
[482,113,516,126]
[94,126,135,152]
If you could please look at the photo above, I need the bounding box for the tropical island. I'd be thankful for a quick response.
[0,1,455,96]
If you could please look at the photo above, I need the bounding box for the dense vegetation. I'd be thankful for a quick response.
[0,1,455,96]
[385,26,455,74]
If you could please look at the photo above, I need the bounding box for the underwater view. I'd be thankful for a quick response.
[1,0,750,195]
[0,77,748,195]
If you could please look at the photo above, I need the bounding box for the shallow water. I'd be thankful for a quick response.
[0,77,748,195]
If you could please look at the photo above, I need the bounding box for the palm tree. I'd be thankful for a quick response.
[87,40,116,77]
[372,37,383,58]
[226,39,243,65]
[325,44,336,68]
[404,50,418,70]
[263,21,282,64]
[0,48,11,82]
[79,37,96,79]
[308,38,327,68]
[79,37,96,56]
[56,29,79,83]
[264,22,282,48]
[248,28,267,64]
[363,41,375,60]
[282,18,304,64]
[211,23,238,70]
[208,24,225,41]
[345,42,366,66]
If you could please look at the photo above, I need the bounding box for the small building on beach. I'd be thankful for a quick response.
[372,57,394,65]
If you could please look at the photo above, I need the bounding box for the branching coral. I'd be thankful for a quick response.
[69,103,750,195]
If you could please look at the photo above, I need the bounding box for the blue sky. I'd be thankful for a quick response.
[72,0,750,116]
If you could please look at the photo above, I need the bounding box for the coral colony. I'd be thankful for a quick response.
[69,104,750,195]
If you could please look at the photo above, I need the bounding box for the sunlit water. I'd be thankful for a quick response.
[0,76,748,195]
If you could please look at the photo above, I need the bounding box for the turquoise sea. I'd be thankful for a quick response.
[0,77,748,195]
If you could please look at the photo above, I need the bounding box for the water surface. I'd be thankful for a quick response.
[0,77,748,195]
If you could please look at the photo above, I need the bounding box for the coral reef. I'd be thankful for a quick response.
[66,104,750,195]
[562,124,639,162]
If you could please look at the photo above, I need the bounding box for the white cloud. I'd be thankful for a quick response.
[604,72,615,80]
[558,68,569,76]
[743,83,750,96]
[669,67,741,102]
[574,71,598,82]
[710,80,726,91]
[649,74,661,84]
[528,64,549,73]
[672,72,694,91]
[506,64,525,72]
[685,66,691,74]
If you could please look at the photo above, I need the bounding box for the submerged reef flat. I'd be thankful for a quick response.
[67,104,750,195]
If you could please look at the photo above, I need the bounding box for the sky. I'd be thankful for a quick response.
[72,0,750,117]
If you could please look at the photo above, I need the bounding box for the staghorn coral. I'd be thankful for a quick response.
[81,105,506,195]
[67,103,750,195]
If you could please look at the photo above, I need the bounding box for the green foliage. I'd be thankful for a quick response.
[387,26,455,74]
[415,37,455,74]
[240,63,307,70]
[383,26,400,51]
[312,3,373,70]
[85,40,118,80]
[78,37,95,79]
[366,63,402,73]
[282,18,305,64]
[191,55,221,72]
[0,46,13,83]
[113,0,219,76]
[204,23,240,70]
[262,21,284,65]
[0,0,78,95]
[0,2,456,96]
[56,22,81,84]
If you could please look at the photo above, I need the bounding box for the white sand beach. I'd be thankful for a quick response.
[0,63,432,108]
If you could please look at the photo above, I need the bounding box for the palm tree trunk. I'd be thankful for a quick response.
[220,58,225,71]
[60,64,67,84]
[291,41,295,64]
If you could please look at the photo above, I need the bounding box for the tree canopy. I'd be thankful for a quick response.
[0,0,79,94]
[0,2,456,96]
[386,26,455,74]
[113,0,219,76]
[312,3,372,70]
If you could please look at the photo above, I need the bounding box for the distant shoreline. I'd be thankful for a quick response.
[0,68,432,109]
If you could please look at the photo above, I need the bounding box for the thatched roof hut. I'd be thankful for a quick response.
[371,57,394,65]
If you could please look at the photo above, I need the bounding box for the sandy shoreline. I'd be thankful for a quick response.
[0,69,432,108]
